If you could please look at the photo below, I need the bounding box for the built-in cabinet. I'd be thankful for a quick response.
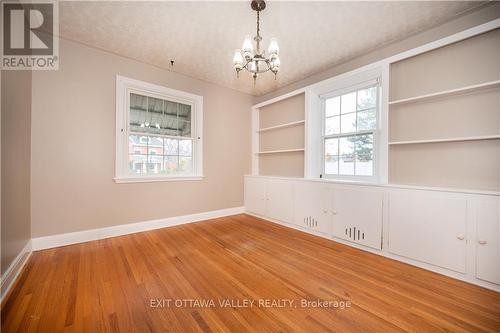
[294,182,332,234]
[332,188,383,250]
[244,175,500,291]
[266,179,294,224]
[475,196,500,284]
[244,177,267,216]
[388,190,467,273]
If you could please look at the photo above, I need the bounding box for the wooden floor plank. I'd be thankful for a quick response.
[2,214,499,333]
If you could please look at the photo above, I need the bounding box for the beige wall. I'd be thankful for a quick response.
[31,38,253,237]
[1,70,32,274]
[254,2,500,104]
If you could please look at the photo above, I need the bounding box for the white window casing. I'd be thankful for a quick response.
[115,75,203,183]
[305,67,386,183]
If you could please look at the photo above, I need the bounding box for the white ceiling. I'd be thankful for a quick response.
[59,1,487,96]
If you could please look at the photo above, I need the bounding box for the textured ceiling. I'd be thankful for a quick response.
[59,1,487,96]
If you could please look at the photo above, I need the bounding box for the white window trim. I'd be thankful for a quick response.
[304,67,386,183]
[114,75,203,183]
[320,79,380,182]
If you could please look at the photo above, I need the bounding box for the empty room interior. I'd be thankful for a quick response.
[2,0,500,332]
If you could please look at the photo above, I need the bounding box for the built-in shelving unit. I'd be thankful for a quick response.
[253,93,306,177]
[389,79,500,106]
[388,28,500,191]
[389,135,500,145]
[257,120,305,133]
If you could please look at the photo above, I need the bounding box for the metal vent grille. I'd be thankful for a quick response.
[304,216,318,228]
[345,227,365,241]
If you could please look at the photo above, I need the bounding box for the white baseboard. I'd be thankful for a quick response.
[32,206,244,251]
[1,240,32,303]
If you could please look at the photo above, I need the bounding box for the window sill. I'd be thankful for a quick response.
[114,175,204,184]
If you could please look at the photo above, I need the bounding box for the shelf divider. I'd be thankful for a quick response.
[257,120,305,133]
[389,134,500,145]
[257,148,305,154]
[389,80,500,106]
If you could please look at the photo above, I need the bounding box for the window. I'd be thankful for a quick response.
[322,81,379,179]
[115,76,203,182]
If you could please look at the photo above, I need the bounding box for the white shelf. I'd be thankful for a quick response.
[257,148,305,155]
[389,135,500,145]
[257,120,305,133]
[389,80,500,106]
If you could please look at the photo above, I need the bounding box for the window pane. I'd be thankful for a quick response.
[178,103,192,122]
[163,101,180,136]
[357,109,376,131]
[356,154,373,176]
[357,86,377,110]
[164,156,178,174]
[129,154,147,174]
[129,135,148,155]
[179,139,192,156]
[341,92,356,114]
[148,137,163,156]
[178,120,191,137]
[339,136,355,155]
[325,116,340,135]
[129,92,193,138]
[355,134,373,156]
[339,154,354,175]
[164,138,179,155]
[325,97,340,117]
[178,156,193,174]
[129,94,148,133]
[325,138,339,156]
[147,97,164,135]
[340,113,356,133]
[148,155,163,174]
[325,155,339,175]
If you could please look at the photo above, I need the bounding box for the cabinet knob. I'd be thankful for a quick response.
[323,209,328,214]
[456,234,465,240]
[331,210,337,215]
[478,239,487,245]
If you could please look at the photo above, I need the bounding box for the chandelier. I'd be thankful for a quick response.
[233,0,280,83]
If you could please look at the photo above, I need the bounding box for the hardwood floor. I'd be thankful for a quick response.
[2,214,500,333]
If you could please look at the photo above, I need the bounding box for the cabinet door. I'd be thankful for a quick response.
[266,179,294,224]
[388,190,467,273]
[332,187,383,250]
[244,177,267,216]
[294,182,332,234]
[476,196,500,285]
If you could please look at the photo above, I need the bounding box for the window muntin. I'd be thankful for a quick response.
[323,84,378,178]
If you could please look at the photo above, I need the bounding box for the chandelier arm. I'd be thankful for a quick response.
[243,59,272,74]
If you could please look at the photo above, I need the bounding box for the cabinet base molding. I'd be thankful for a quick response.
[244,211,500,292]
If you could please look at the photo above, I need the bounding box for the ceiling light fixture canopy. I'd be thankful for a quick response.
[233,0,280,84]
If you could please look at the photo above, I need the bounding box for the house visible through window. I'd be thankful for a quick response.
[115,76,203,182]
[323,83,378,178]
